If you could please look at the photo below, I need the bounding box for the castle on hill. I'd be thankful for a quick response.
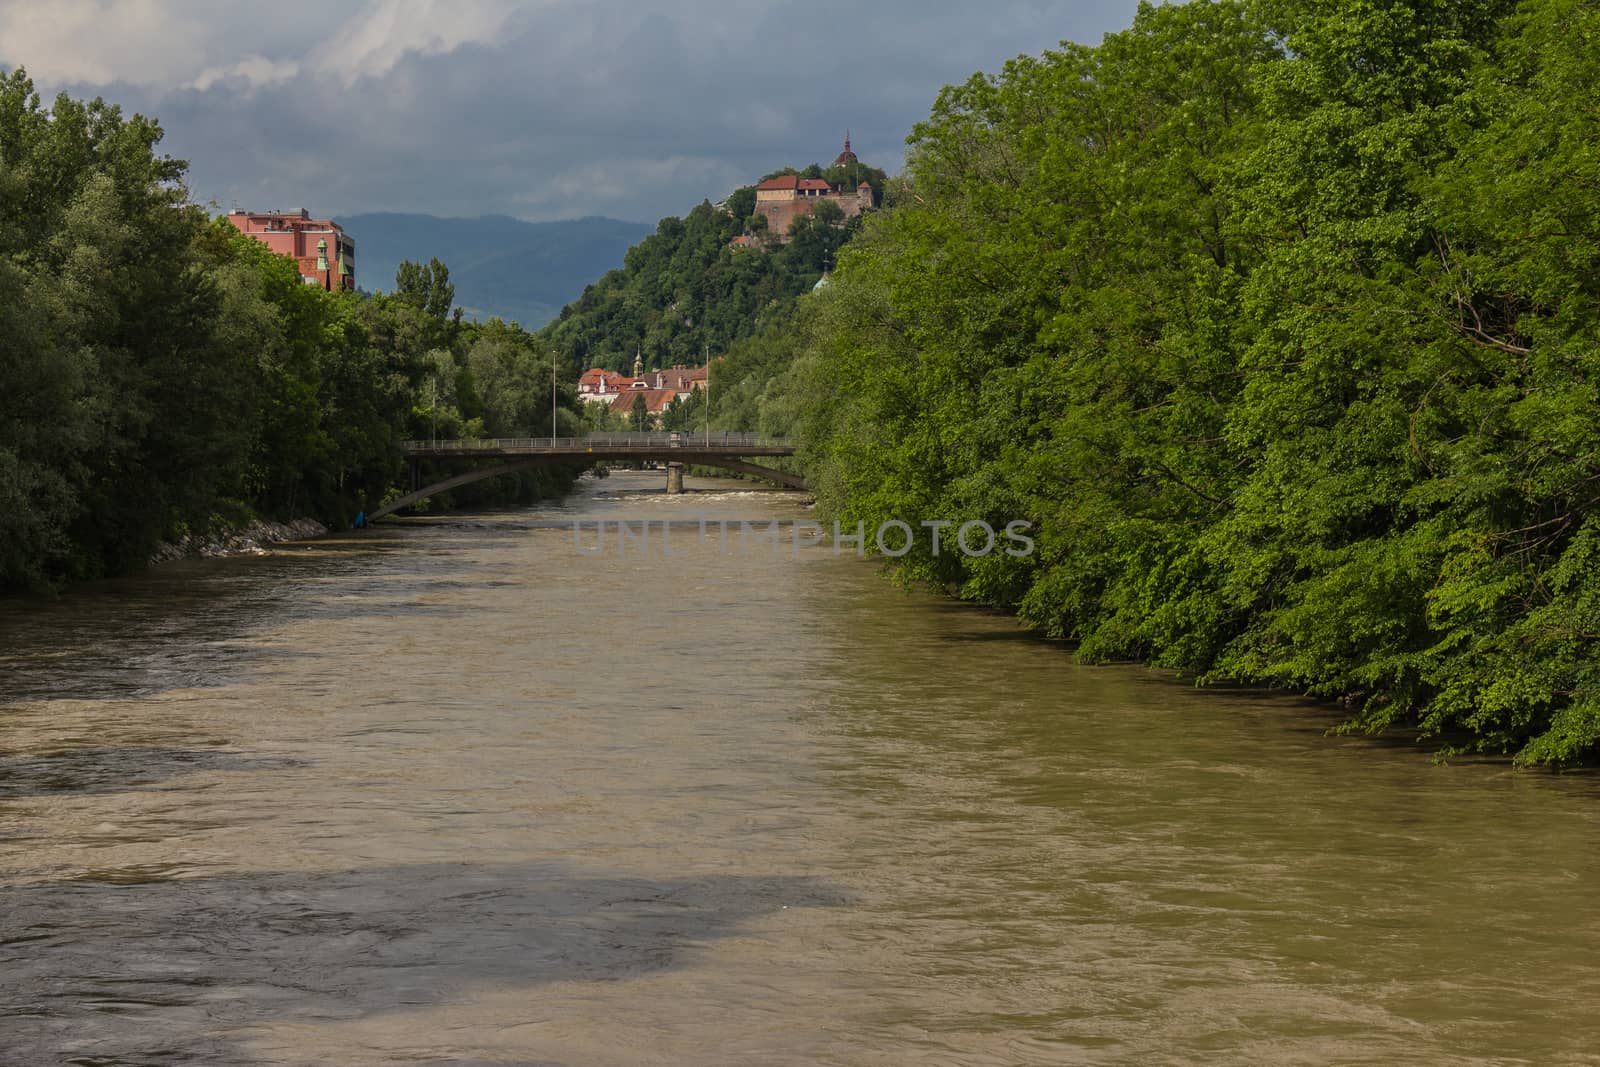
[743,136,876,243]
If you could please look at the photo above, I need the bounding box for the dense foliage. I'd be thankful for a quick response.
[0,71,579,589]
[788,0,1600,763]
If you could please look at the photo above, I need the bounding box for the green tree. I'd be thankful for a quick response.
[0,68,256,579]
[0,68,586,586]
[725,186,756,220]
[395,256,455,318]
[788,0,1600,763]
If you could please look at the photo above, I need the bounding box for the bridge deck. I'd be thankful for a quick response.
[401,433,795,459]
[369,433,804,522]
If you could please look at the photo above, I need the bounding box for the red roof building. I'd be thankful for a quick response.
[579,363,709,406]
[225,208,355,291]
[609,388,678,418]
[655,364,708,393]
[747,138,875,243]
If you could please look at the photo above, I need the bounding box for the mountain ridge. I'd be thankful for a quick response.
[336,212,652,328]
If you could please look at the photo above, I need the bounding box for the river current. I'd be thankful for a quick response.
[3,471,1599,1065]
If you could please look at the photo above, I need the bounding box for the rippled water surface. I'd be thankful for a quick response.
[4,472,1600,1065]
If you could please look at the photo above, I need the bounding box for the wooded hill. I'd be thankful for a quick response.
[540,157,886,373]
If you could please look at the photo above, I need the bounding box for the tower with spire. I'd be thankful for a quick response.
[833,131,858,168]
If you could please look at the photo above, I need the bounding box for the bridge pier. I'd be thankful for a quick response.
[666,463,684,494]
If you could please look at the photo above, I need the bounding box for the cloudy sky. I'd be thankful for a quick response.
[1,0,1141,223]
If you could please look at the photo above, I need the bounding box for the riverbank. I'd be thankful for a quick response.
[148,518,328,566]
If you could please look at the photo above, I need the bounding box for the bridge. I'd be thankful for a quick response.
[367,432,803,522]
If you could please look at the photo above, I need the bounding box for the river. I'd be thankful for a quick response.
[3,471,1599,1065]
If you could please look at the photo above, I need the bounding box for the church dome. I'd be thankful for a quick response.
[833,133,858,167]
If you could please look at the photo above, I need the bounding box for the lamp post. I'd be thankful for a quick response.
[704,343,710,447]
[430,376,438,448]
[552,353,558,448]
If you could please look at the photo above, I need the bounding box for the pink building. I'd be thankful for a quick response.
[225,209,355,291]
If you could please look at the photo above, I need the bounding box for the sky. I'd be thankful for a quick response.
[0,0,1143,224]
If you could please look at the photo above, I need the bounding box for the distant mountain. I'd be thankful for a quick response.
[336,213,652,329]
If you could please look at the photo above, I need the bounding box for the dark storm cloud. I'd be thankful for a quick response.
[2,0,1141,222]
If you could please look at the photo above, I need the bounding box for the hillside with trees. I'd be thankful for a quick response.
[540,156,885,373]
[777,0,1600,764]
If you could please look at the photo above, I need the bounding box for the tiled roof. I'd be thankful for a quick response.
[579,369,637,393]
[582,364,709,397]
[608,388,679,414]
[660,368,707,391]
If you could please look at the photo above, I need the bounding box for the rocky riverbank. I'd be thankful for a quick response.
[149,518,328,566]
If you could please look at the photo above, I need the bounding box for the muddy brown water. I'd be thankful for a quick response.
[3,471,1599,1065]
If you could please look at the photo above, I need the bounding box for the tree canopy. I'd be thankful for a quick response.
[778,0,1600,764]
[0,69,580,587]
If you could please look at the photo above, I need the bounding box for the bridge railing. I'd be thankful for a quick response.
[400,432,785,451]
